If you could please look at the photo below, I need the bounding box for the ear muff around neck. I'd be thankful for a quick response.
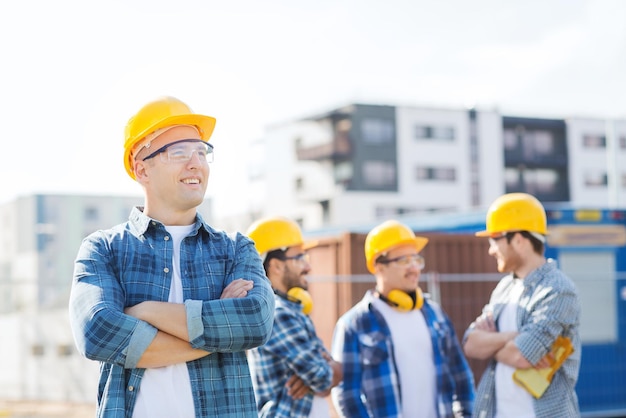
[275,287,314,315]
[380,288,424,311]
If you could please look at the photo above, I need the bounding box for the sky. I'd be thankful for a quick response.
[1,0,625,219]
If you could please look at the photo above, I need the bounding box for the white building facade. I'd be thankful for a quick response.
[566,118,626,208]
[242,103,626,231]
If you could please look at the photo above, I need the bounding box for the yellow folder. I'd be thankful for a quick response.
[512,336,574,398]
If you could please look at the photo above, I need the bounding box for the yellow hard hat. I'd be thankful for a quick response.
[475,193,547,237]
[365,220,429,274]
[246,217,306,256]
[123,96,217,179]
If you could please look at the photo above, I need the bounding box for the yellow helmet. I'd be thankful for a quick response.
[246,217,305,256]
[475,193,547,237]
[123,96,217,180]
[365,220,429,274]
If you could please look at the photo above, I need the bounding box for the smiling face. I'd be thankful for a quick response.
[488,233,524,274]
[374,243,422,296]
[281,245,311,291]
[267,244,312,293]
[133,125,210,225]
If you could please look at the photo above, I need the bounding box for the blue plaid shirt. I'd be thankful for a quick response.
[249,295,334,418]
[331,290,475,418]
[466,260,581,418]
[69,207,275,418]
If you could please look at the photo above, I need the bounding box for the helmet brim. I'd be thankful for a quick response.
[124,113,216,180]
[367,236,429,274]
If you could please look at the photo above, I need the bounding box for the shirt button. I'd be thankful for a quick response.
[164,268,170,273]
[128,386,134,392]
[164,236,170,241]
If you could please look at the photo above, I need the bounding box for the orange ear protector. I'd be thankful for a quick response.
[377,288,424,311]
[275,287,313,315]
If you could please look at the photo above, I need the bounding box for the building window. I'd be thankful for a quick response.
[295,177,304,191]
[414,125,455,141]
[415,166,456,181]
[620,136,626,149]
[505,167,559,194]
[376,206,419,217]
[582,134,606,148]
[504,128,559,160]
[57,344,73,357]
[530,131,555,156]
[622,173,626,188]
[584,172,607,187]
[85,207,99,222]
[361,119,394,144]
[503,129,518,150]
[363,160,395,187]
[334,162,353,184]
[32,344,45,356]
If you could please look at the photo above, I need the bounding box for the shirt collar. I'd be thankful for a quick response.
[128,206,211,236]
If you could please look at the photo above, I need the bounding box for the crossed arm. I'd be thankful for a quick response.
[463,310,551,369]
[286,350,343,399]
[124,279,254,368]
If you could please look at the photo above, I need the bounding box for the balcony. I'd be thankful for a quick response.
[296,132,351,161]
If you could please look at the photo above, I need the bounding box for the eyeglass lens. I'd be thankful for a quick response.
[386,254,425,268]
[163,141,213,163]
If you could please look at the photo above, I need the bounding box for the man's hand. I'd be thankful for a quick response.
[286,374,311,399]
[286,350,344,399]
[473,310,496,332]
[534,351,555,369]
[220,279,253,299]
[464,308,517,361]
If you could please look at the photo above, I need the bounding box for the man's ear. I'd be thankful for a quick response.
[373,262,384,275]
[133,159,149,181]
[268,257,283,274]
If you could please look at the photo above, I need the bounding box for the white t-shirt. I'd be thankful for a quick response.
[494,278,535,418]
[133,225,196,418]
[309,396,331,418]
[372,297,437,418]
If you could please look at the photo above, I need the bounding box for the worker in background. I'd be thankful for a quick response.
[246,216,343,418]
[463,192,581,418]
[69,96,274,417]
[331,220,475,418]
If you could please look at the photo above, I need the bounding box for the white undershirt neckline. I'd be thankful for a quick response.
[133,224,196,418]
[372,297,437,418]
[494,278,535,418]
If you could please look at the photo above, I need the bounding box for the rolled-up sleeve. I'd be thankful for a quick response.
[69,233,158,368]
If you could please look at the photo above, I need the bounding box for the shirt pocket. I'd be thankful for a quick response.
[186,255,229,300]
[358,331,389,366]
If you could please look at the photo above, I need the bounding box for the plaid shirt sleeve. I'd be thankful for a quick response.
[270,308,333,392]
[331,308,373,417]
[472,261,581,418]
[186,232,275,352]
[69,229,158,368]
[251,299,333,418]
[331,298,400,417]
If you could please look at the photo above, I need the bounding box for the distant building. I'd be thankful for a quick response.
[241,103,626,231]
[0,193,213,402]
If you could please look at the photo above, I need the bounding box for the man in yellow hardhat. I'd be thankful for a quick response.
[463,193,581,417]
[331,220,475,418]
[69,96,275,417]
[246,216,343,418]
